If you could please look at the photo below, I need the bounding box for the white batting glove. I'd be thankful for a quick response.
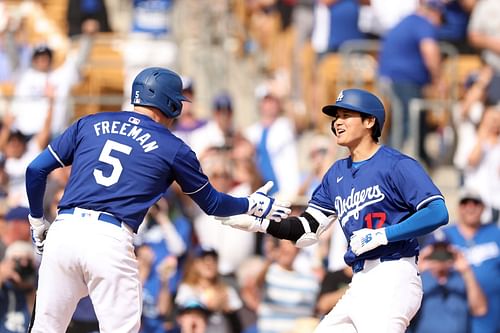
[247,181,291,222]
[29,215,51,255]
[216,215,270,233]
[350,228,388,256]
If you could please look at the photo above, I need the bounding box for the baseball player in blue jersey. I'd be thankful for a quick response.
[222,88,449,333]
[24,67,291,333]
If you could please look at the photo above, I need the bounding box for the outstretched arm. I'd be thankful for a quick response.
[220,205,337,248]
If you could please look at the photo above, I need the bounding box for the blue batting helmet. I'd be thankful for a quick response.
[131,67,190,118]
[322,88,385,137]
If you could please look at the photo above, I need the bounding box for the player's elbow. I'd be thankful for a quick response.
[26,162,43,184]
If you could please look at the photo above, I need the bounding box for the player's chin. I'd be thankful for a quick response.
[335,134,348,146]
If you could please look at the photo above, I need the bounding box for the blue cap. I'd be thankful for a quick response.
[423,229,450,247]
[194,246,218,258]
[5,206,30,222]
[212,92,233,111]
[423,0,446,13]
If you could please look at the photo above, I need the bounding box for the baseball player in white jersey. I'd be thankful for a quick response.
[222,88,449,332]
[25,67,291,333]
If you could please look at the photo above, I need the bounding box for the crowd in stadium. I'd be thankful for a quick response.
[0,0,499,332]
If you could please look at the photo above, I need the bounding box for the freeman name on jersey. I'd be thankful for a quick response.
[93,119,159,153]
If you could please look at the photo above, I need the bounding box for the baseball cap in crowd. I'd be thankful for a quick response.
[458,187,483,205]
[212,92,233,112]
[181,76,194,94]
[422,0,446,14]
[424,229,454,261]
[193,246,218,259]
[5,206,30,222]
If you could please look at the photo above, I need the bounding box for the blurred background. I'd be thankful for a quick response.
[0,1,499,333]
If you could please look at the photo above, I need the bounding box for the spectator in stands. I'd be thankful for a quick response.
[175,247,243,333]
[0,12,31,83]
[9,35,93,137]
[408,230,487,333]
[297,133,337,198]
[66,296,99,333]
[255,237,319,333]
[315,265,352,318]
[461,106,500,223]
[190,92,235,158]
[289,0,315,102]
[122,0,177,110]
[0,241,37,333]
[311,0,366,57]
[357,0,418,38]
[437,0,478,54]
[137,197,192,333]
[235,256,266,333]
[0,97,52,208]
[172,78,207,147]
[194,153,256,281]
[442,188,500,333]
[1,207,30,249]
[468,0,500,74]
[378,0,446,162]
[452,64,500,185]
[244,93,300,199]
[66,0,111,37]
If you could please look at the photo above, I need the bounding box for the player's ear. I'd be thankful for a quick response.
[364,116,376,130]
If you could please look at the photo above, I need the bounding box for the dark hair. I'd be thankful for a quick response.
[360,113,380,143]
[32,45,53,62]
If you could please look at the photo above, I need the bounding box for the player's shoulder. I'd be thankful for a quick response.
[378,145,418,164]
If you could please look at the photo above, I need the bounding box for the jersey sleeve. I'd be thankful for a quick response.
[48,117,83,166]
[171,143,209,194]
[416,19,437,41]
[391,158,443,211]
[309,166,337,214]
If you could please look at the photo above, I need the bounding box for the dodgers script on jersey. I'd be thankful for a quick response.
[48,111,209,232]
[309,145,444,267]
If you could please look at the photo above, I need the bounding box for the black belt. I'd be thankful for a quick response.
[58,208,122,228]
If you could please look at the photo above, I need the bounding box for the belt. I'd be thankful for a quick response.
[58,208,122,228]
[353,256,418,273]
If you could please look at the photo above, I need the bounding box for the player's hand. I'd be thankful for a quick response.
[350,228,388,256]
[28,215,51,255]
[216,216,270,233]
[247,181,291,222]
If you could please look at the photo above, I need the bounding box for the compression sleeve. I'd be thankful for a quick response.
[385,199,448,242]
[25,149,63,218]
[266,212,319,242]
[189,182,249,216]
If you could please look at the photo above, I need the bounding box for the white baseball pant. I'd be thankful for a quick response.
[29,208,142,333]
[314,256,423,333]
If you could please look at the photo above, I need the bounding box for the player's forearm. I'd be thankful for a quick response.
[189,182,249,216]
[25,149,61,217]
[384,199,448,242]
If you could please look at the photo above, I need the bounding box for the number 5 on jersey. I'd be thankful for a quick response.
[93,140,132,187]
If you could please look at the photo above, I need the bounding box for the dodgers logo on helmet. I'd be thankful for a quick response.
[131,67,190,118]
[336,90,344,102]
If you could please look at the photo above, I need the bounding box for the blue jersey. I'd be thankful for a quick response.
[50,111,209,232]
[443,224,500,333]
[379,14,438,86]
[310,145,443,267]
